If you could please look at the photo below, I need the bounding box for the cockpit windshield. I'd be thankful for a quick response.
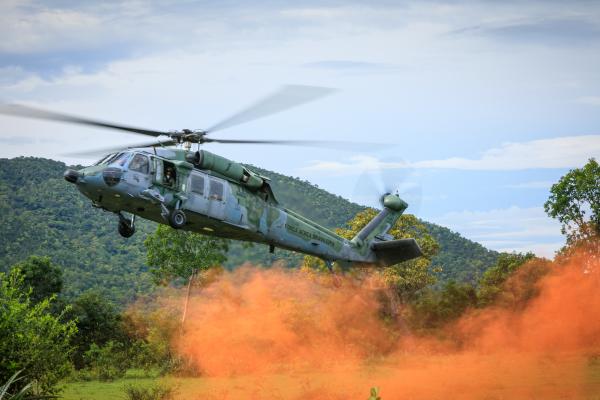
[111,152,130,167]
[93,152,131,166]
[93,153,114,166]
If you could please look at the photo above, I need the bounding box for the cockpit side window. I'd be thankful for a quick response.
[129,154,149,174]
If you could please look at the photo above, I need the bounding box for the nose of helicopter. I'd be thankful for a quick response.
[63,169,81,184]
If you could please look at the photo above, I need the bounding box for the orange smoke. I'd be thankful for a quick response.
[177,266,395,376]
[455,254,600,354]
[169,252,600,399]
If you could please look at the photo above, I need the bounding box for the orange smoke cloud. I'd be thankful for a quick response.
[177,267,394,376]
[169,253,600,399]
[455,254,600,354]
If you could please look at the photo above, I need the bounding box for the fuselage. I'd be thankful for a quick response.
[65,147,382,264]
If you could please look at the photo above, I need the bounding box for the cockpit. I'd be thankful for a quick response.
[93,152,149,173]
[92,151,177,189]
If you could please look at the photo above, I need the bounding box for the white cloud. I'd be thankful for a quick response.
[0,5,103,53]
[432,206,563,258]
[575,96,600,106]
[495,242,566,257]
[304,135,600,173]
[505,180,554,189]
[303,155,410,175]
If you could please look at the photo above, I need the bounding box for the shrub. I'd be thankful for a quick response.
[368,387,381,400]
[0,370,57,400]
[83,341,130,381]
[124,383,174,400]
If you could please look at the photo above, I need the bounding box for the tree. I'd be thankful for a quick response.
[144,225,229,285]
[10,256,62,305]
[544,158,600,247]
[65,291,125,369]
[83,341,130,381]
[0,269,76,395]
[477,252,536,307]
[410,281,478,330]
[304,209,439,302]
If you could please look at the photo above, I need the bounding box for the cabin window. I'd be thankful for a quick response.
[163,162,176,187]
[209,180,223,201]
[129,154,149,174]
[191,175,205,195]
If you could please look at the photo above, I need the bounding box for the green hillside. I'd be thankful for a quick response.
[0,157,498,303]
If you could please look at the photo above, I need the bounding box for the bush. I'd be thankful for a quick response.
[477,252,536,306]
[0,270,76,395]
[122,306,184,375]
[0,370,57,400]
[368,387,381,400]
[124,383,173,400]
[128,340,158,375]
[83,341,130,381]
[410,281,477,330]
[65,291,126,369]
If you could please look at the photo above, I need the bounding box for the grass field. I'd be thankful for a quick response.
[62,370,160,400]
[62,357,600,400]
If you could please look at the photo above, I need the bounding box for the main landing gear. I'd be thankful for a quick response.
[140,189,187,230]
[168,209,186,229]
[118,213,136,238]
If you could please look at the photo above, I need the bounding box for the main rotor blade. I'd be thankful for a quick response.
[62,139,176,158]
[205,85,337,133]
[0,104,168,137]
[203,137,389,151]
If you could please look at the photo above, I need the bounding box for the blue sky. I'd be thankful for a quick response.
[1,0,599,257]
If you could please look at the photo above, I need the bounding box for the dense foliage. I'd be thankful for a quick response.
[0,157,498,304]
[424,222,498,284]
[9,256,62,305]
[477,252,538,306]
[409,252,550,331]
[0,269,76,395]
[65,291,127,369]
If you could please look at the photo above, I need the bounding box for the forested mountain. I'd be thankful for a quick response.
[0,157,498,303]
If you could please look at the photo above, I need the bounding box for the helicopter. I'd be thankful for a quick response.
[0,86,422,269]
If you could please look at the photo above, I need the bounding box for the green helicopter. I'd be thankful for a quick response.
[0,86,422,269]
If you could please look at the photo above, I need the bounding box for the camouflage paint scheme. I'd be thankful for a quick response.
[65,147,414,266]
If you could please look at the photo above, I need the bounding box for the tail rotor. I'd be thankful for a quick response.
[352,156,422,214]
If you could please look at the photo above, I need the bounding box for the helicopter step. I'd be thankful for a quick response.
[118,212,136,238]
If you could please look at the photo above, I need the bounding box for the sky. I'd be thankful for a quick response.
[1,0,599,257]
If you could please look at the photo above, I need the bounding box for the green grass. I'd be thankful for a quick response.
[61,362,600,400]
[61,370,160,400]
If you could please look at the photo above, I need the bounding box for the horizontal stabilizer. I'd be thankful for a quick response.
[371,238,423,267]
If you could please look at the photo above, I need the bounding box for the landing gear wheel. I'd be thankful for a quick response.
[169,209,186,229]
[117,212,135,238]
[118,220,135,238]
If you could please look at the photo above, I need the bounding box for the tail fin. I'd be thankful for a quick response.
[352,194,423,267]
